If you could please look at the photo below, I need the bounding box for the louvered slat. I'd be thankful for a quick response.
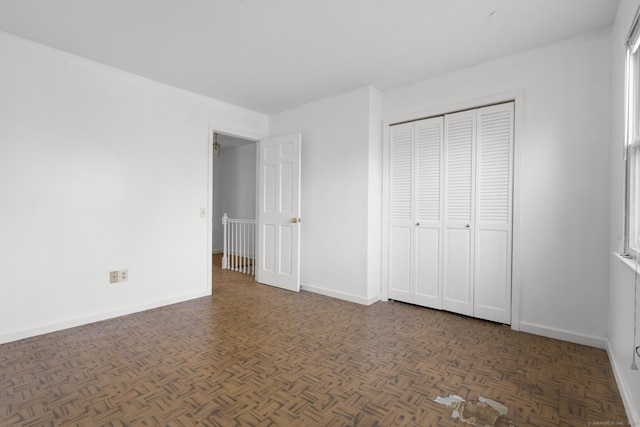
[477,107,512,223]
[445,115,473,222]
[390,123,413,221]
[416,119,443,222]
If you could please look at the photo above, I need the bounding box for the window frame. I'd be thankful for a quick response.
[624,7,640,257]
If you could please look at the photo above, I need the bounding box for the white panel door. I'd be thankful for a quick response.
[388,122,414,303]
[474,103,513,323]
[442,110,475,317]
[414,117,443,309]
[257,133,301,292]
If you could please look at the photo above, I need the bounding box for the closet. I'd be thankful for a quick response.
[387,102,513,324]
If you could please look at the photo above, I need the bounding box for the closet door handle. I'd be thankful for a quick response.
[465,224,470,228]
[416,222,420,226]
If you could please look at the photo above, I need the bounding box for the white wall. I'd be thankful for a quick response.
[0,31,268,344]
[608,0,640,422]
[367,87,383,301]
[212,144,257,252]
[384,30,612,346]
[219,144,257,220]
[269,86,382,304]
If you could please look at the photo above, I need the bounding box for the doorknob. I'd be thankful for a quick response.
[290,217,300,223]
[465,224,470,228]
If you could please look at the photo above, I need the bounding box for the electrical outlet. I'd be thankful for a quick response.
[118,269,128,282]
[109,271,118,284]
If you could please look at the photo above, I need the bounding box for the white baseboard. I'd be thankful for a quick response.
[0,291,209,345]
[519,321,607,349]
[606,342,640,425]
[300,282,379,306]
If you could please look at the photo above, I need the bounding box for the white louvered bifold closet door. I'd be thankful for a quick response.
[473,103,514,324]
[388,122,414,302]
[414,118,444,308]
[388,117,444,308]
[442,110,476,317]
[386,102,513,324]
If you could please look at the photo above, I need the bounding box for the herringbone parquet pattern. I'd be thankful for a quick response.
[0,255,629,426]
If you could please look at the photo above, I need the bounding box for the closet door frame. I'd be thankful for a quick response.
[381,91,523,331]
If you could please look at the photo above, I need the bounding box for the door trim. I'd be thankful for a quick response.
[381,90,523,331]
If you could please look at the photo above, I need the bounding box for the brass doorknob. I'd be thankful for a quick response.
[290,218,299,223]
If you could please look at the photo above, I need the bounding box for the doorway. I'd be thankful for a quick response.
[209,130,258,293]
[207,129,303,295]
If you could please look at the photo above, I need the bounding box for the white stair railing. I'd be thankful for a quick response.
[222,213,256,275]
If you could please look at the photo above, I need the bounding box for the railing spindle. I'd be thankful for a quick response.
[220,215,257,276]
[222,214,228,269]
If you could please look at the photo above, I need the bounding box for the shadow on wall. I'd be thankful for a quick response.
[212,138,257,253]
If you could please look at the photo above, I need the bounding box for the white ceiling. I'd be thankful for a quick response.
[0,0,620,114]
[217,132,254,149]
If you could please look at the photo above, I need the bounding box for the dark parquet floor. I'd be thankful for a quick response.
[0,255,629,426]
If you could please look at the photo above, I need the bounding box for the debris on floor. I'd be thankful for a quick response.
[434,394,517,427]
